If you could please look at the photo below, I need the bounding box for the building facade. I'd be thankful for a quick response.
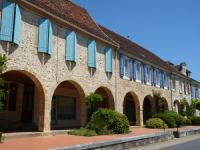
[0,0,199,132]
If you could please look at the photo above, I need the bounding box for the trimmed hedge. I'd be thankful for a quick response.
[146,118,168,129]
[154,113,176,128]
[188,116,200,125]
[87,108,130,134]
[164,110,184,127]
[183,118,192,125]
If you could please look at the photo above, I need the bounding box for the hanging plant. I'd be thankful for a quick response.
[153,90,164,113]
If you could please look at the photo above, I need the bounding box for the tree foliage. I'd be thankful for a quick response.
[0,54,10,111]
[153,90,164,113]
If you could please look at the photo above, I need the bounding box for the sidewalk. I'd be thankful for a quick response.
[0,126,200,150]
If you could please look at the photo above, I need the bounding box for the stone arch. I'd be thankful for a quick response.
[52,80,87,128]
[162,97,169,113]
[174,100,181,114]
[94,86,115,110]
[122,91,140,126]
[143,95,156,123]
[3,66,46,132]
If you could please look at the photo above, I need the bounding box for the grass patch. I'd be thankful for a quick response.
[68,128,97,136]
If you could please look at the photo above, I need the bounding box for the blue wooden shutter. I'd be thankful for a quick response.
[13,4,22,45]
[162,72,164,88]
[66,31,77,62]
[144,65,147,83]
[105,48,112,72]
[38,19,48,53]
[0,2,15,42]
[160,71,162,87]
[130,59,133,79]
[167,73,170,89]
[88,40,97,68]
[47,21,53,55]
[192,87,194,98]
[120,55,124,76]
[133,61,136,80]
[151,68,153,85]
[141,64,144,82]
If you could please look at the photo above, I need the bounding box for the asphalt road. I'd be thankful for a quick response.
[128,134,200,150]
[160,138,200,150]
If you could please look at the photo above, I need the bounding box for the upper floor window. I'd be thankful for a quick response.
[136,62,141,81]
[88,40,97,68]
[164,73,167,88]
[105,48,113,73]
[172,77,175,90]
[186,82,188,94]
[0,2,22,45]
[156,70,160,87]
[179,80,182,92]
[66,31,77,61]
[124,58,129,78]
[147,66,151,84]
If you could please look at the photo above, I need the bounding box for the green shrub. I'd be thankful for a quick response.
[87,108,130,134]
[154,113,176,128]
[188,116,200,125]
[164,110,184,127]
[183,118,192,125]
[68,128,97,136]
[146,118,168,129]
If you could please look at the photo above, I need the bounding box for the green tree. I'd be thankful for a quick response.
[0,54,10,112]
[86,92,103,122]
[153,90,164,113]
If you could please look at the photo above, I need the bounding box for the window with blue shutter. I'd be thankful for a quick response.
[144,65,147,83]
[133,61,136,80]
[167,74,170,89]
[151,68,154,85]
[153,68,156,85]
[0,2,22,45]
[130,59,133,79]
[162,72,164,88]
[105,48,112,72]
[160,71,162,87]
[66,31,77,61]
[13,4,22,45]
[141,64,144,82]
[88,40,97,68]
[38,19,53,55]
[192,87,194,98]
[120,56,124,77]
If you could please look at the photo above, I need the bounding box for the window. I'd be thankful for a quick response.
[172,77,175,90]
[147,67,151,84]
[156,70,160,86]
[66,31,77,61]
[88,40,97,68]
[186,82,188,94]
[57,96,76,120]
[179,80,182,92]
[105,48,113,73]
[164,73,167,88]
[124,58,129,78]
[136,62,141,81]
[182,80,184,93]
[0,2,22,45]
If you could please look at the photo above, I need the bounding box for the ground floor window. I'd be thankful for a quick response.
[52,96,76,121]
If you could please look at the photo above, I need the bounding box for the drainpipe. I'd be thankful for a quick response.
[115,47,120,111]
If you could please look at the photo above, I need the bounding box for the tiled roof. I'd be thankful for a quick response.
[24,0,118,46]
[98,24,182,74]
[174,65,191,73]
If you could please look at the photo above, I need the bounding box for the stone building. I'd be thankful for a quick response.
[0,0,199,132]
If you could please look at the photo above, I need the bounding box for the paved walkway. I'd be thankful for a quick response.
[0,126,200,150]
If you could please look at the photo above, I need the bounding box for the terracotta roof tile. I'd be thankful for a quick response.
[24,0,118,46]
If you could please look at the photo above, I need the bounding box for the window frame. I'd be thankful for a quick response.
[164,72,168,89]
[186,82,188,94]
[156,69,160,87]
[172,77,176,90]
[123,56,130,80]
[146,66,151,85]
[136,61,141,82]
[179,79,182,92]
